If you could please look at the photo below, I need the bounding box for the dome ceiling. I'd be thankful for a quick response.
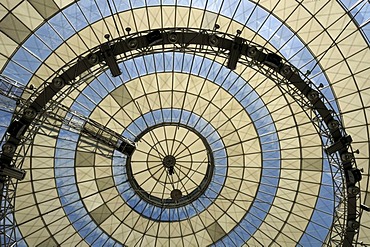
[0,0,369,246]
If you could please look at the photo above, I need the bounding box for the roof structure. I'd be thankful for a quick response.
[0,0,369,246]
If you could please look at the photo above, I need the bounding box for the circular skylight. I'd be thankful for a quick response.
[0,1,369,246]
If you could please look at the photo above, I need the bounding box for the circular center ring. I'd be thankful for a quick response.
[126,123,215,208]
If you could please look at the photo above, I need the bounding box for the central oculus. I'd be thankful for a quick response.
[126,123,214,208]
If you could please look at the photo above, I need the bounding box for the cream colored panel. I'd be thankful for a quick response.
[76,151,95,167]
[56,230,84,246]
[32,145,55,157]
[16,204,38,224]
[90,203,112,225]
[0,13,31,43]
[188,8,203,29]
[0,53,6,69]
[77,26,101,50]
[35,188,58,206]
[79,180,98,197]
[37,236,58,247]
[23,227,51,246]
[0,30,18,57]
[112,222,132,243]
[176,6,190,27]
[33,179,56,194]
[53,0,74,9]
[83,193,103,211]
[19,217,44,237]
[29,0,59,19]
[31,157,54,170]
[32,168,54,181]
[2,0,22,10]
[53,44,77,64]
[76,167,94,182]
[100,214,121,235]
[89,106,110,126]
[0,4,7,20]
[12,1,43,30]
[162,6,176,28]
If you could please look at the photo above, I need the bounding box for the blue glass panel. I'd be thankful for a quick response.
[85,226,103,244]
[12,47,41,72]
[93,233,109,246]
[207,62,222,82]
[144,55,155,73]
[35,23,63,50]
[247,7,269,32]
[219,236,237,247]
[94,0,111,18]
[0,110,12,125]
[78,0,102,24]
[130,0,145,8]
[75,94,96,111]
[270,24,293,50]
[154,53,165,72]
[70,101,91,117]
[2,61,32,85]
[163,52,173,71]
[234,0,254,24]
[91,76,111,97]
[221,72,238,91]
[220,0,240,17]
[206,0,222,13]
[134,56,148,76]
[190,55,202,75]
[226,230,244,246]
[214,67,230,86]
[362,23,370,42]
[112,0,131,12]
[351,2,370,25]
[147,0,161,6]
[339,0,359,10]
[81,86,103,104]
[163,0,176,5]
[177,0,191,7]
[49,12,75,40]
[191,0,206,9]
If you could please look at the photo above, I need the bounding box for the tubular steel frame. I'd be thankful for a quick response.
[0,28,361,246]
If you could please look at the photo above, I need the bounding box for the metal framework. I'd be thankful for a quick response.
[0,28,362,246]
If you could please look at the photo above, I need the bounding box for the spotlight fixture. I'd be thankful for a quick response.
[101,43,121,77]
[128,39,138,49]
[146,30,162,45]
[348,186,360,195]
[0,165,26,180]
[307,90,319,102]
[347,220,360,231]
[87,53,99,65]
[264,53,282,69]
[246,46,258,58]
[328,119,339,130]
[227,36,242,70]
[7,120,27,139]
[347,168,362,185]
[325,135,352,154]
[52,77,65,89]
[168,32,178,44]
[208,34,219,46]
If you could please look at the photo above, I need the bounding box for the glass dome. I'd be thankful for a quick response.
[0,1,369,246]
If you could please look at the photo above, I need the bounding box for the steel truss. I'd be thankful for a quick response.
[0,28,361,246]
